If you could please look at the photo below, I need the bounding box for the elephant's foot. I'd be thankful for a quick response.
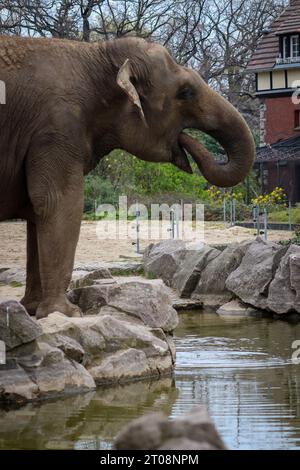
[36,295,82,319]
[21,297,41,316]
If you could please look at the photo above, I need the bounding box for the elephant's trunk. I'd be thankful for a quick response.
[179,87,256,188]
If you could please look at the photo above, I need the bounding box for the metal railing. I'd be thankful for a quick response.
[276,56,300,65]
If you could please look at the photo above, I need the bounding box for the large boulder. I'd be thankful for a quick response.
[0,300,42,350]
[267,245,300,314]
[104,280,178,332]
[226,239,287,310]
[172,244,220,297]
[114,406,226,450]
[143,240,187,285]
[193,241,252,302]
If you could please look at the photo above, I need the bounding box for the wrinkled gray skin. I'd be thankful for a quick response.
[0,36,255,318]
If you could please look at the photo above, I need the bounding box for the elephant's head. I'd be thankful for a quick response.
[108,38,255,187]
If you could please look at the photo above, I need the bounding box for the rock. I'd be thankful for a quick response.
[0,276,177,405]
[217,299,259,317]
[74,261,143,276]
[67,285,108,315]
[0,365,39,402]
[158,438,217,450]
[172,244,220,297]
[226,238,286,310]
[28,356,96,396]
[89,313,170,356]
[0,300,42,350]
[0,267,26,286]
[38,313,106,362]
[105,280,178,332]
[88,349,152,384]
[290,253,300,313]
[38,308,174,385]
[193,241,252,301]
[42,334,85,363]
[70,268,113,289]
[171,296,203,311]
[267,245,300,314]
[114,406,226,450]
[143,240,187,285]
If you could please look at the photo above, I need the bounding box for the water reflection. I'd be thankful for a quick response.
[0,311,299,450]
[174,312,300,450]
[0,379,177,450]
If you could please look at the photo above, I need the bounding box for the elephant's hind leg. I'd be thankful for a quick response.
[21,220,42,316]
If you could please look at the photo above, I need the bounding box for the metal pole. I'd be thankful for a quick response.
[230,199,234,227]
[233,199,236,226]
[289,201,292,231]
[253,206,256,230]
[264,207,268,241]
[175,206,180,239]
[170,209,175,239]
[257,204,261,236]
[246,175,250,205]
[136,202,140,254]
[223,198,226,227]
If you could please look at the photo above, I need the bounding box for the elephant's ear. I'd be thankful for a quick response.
[117,59,147,127]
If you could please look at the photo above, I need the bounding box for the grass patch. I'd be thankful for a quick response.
[268,205,300,224]
[9,281,24,288]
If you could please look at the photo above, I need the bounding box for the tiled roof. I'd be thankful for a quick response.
[247,0,300,71]
[256,135,300,162]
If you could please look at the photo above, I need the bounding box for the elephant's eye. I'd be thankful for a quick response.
[177,87,195,100]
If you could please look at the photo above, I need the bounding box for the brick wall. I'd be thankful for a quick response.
[264,96,300,144]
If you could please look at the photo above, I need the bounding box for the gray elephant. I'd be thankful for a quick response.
[0,36,255,318]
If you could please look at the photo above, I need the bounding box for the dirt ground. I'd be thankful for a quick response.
[0,220,294,302]
[0,220,294,268]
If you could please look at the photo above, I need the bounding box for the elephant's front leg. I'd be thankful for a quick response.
[21,220,42,316]
[27,152,84,319]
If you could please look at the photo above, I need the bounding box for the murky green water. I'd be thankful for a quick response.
[0,311,300,450]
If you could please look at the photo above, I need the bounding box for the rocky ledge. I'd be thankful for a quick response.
[0,279,178,404]
[143,238,300,318]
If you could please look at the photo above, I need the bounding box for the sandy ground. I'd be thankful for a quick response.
[0,220,294,302]
[0,220,294,268]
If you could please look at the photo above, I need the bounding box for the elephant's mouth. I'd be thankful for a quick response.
[172,134,193,174]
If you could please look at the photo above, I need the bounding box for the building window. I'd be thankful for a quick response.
[283,36,290,58]
[291,35,300,58]
[294,110,300,129]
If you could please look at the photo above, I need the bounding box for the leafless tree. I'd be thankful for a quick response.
[0,0,289,126]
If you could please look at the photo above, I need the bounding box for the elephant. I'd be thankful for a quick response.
[0,35,255,319]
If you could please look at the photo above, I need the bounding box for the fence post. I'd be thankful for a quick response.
[264,207,268,241]
[169,209,175,239]
[289,201,292,231]
[223,199,227,227]
[175,206,180,239]
[253,206,256,230]
[135,202,140,254]
[230,199,233,227]
[233,199,236,226]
